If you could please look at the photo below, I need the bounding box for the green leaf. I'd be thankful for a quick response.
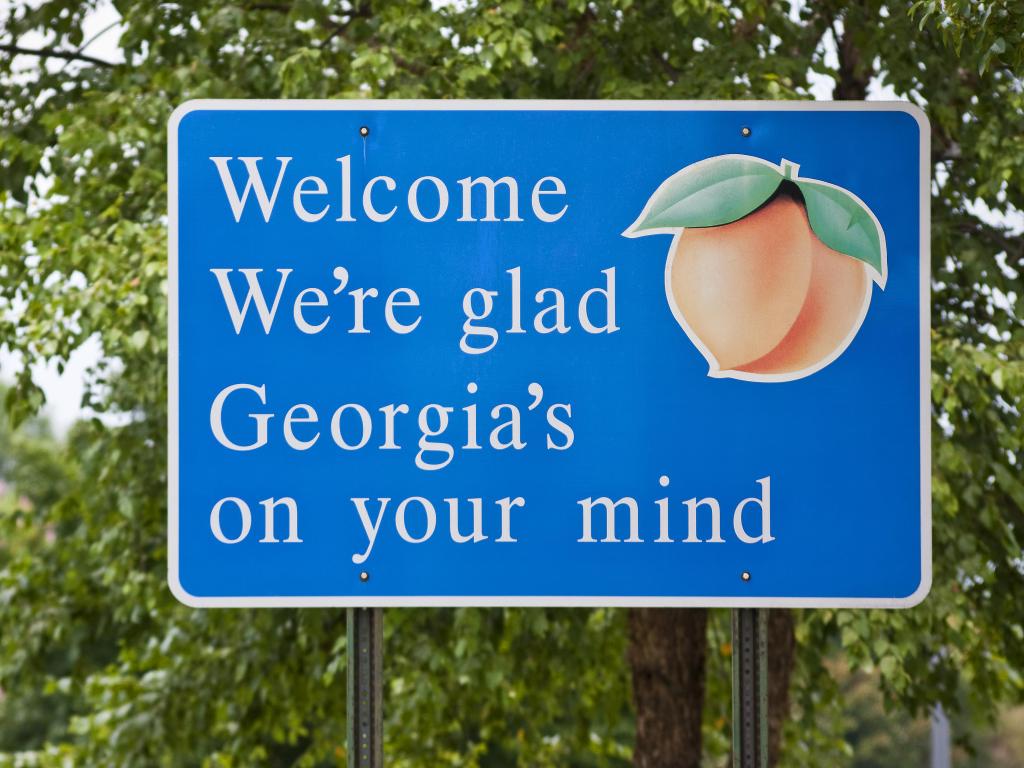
[879,656,898,678]
[626,155,783,233]
[795,179,886,284]
[130,329,149,350]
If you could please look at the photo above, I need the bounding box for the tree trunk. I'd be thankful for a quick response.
[833,12,872,101]
[766,610,796,766]
[628,608,708,768]
[629,609,797,768]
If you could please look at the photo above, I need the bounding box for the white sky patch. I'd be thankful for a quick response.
[0,336,102,435]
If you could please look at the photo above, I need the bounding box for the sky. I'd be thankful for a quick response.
[0,2,1019,436]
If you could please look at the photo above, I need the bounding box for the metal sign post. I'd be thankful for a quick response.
[931,704,952,768]
[347,608,383,768]
[732,608,768,768]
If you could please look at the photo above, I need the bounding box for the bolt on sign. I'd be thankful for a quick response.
[168,101,931,608]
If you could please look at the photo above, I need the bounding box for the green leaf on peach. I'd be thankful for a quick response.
[796,179,887,284]
[626,155,783,233]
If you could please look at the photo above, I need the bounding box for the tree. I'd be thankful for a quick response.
[0,393,82,755]
[1,1,1021,766]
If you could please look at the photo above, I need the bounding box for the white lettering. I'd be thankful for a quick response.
[363,176,397,222]
[396,497,437,543]
[293,287,329,334]
[283,404,319,450]
[259,496,302,543]
[211,268,292,334]
[351,498,389,564]
[210,156,292,222]
[408,176,449,222]
[531,176,568,222]
[734,477,774,543]
[209,383,271,451]
[577,497,642,543]
[457,176,523,222]
[210,497,251,544]
[292,175,329,222]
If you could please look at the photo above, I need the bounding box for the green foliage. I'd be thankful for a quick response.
[911,1,1024,73]
[840,662,930,768]
[1,1,1022,765]
[0,398,82,755]
[838,663,1024,768]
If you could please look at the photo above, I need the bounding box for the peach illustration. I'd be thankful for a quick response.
[625,156,886,382]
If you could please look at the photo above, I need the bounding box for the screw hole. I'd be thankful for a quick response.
[359,571,369,582]
[359,126,370,137]
[741,571,752,582]
[741,126,752,137]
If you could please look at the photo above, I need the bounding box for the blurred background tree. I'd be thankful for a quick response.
[1,1,1022,766]
[0,390,80,755]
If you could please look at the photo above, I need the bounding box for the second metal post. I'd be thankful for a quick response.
[347,607,383,768]
[732,608,768,768]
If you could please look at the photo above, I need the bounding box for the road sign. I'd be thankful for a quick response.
[168,100,930,608]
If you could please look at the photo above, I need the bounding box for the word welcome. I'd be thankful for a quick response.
[210,155,568,223]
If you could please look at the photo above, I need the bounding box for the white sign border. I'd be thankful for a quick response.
[167,99,931,609]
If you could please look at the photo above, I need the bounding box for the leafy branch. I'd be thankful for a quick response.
[0,42,115,68]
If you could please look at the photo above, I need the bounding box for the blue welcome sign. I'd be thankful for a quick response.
[168,101,930,607]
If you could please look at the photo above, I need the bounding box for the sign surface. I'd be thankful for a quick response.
[168,100,930,607]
